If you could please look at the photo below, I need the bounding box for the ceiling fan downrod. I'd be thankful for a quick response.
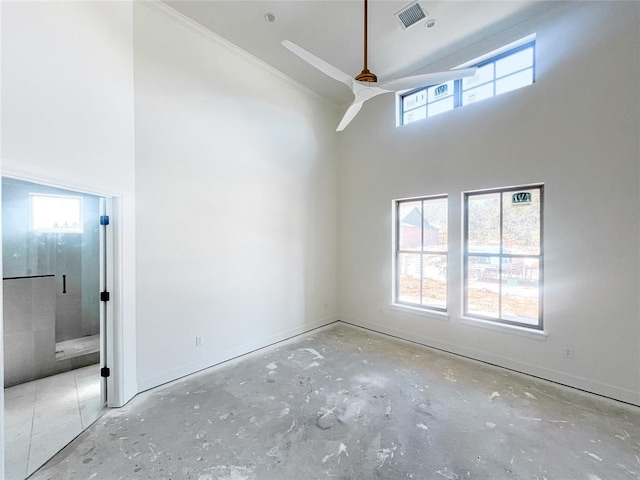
[355,0,378,83]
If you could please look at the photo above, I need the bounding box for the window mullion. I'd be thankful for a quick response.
[395,201,401,302]
[498,191,504,319]
[420,200,425,305]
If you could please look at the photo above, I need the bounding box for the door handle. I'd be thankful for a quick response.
[62,274,67,294]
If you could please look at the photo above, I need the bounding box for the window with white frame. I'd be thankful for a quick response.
[395,195,448,311]
[30,194,83,233]
[401,40,536,125]
[463,185,543,329]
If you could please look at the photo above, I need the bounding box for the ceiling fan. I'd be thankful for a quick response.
[282,0,478,131]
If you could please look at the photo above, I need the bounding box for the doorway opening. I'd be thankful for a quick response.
[2,177,112,478]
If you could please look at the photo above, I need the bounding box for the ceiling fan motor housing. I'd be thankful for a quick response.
[355,69,378,82]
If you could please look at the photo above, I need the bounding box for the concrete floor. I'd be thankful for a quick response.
[30,323,640,479]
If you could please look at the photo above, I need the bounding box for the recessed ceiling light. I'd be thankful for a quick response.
[264,12,276,23]
[425,19,436,29]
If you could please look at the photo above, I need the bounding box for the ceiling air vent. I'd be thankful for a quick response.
[396,2,427,30]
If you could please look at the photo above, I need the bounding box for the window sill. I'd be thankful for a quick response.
[459,316,548,341]
[390,304,450,322]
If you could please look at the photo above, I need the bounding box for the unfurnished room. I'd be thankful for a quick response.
[1,1,639,479]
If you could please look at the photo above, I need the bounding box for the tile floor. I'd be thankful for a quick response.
[4,364,106,480]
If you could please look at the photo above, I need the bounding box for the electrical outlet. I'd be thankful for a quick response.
[563,347,573,359]
[196,336,203,347]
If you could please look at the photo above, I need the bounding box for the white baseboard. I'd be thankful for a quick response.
[136,315,338,393]
[338,315,640,407]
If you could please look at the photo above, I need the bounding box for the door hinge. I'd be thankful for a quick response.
[101,367,110,378]
[100,291,110,302]
[100,215,110,226]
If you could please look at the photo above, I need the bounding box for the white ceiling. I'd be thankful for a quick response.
[164,1,556,106]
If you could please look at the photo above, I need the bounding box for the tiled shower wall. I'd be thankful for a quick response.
[3,275,100,387]
[2,178,100,342]
[3,276,57,387]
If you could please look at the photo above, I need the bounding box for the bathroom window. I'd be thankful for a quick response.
[30,194,83,233]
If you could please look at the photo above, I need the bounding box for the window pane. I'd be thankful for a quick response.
[403,106,426,125]
[496,47,534,78]
[501,258,540,325]
[422,197,447,251]
[467,193,500,251]
[462,63,495,90]
[422,254,447,309]
[496,69,533,95]
[428,97,455,117]
[503,189,541,255]
[398,253,422,304]
[427,80,454,102]
[403,89,427,110]
[468,255,500,282]
[466,255,499,318]
[31,194,83,233]
[462,83,494,106]
[398,201,423,251]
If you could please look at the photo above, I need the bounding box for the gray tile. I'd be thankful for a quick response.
[4,422,32,458]
[5,455,29,480]
[35,373,77,405]
[3,279,33,332]
[3,278,33,335]
[4,395,35,428]
[32,402,81,436]
[4,404,32,476]
[4,380,37,403]
[69,353,100,370]
[54,320,66,344]
[2,312,32,337]
[33,330,57,380]
[81,316,100,337]
[32,276,55,331]
[32,276,55,302]
[28,417,83,476]
[32,312,55,334]
[74,364,100,379]
[76,373,102,402]
[79,396,106,429]
[55,291,83,342]
[51,358,71,376]
[4,332,35,387]
[55,334,99,361]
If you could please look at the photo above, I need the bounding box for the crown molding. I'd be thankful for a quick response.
[136,1,336,110]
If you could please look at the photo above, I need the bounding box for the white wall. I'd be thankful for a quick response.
[133,3,338,390]
[337,1,640,405]
[1,1,137,406]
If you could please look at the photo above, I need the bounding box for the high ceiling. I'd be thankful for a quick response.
[164,1,556,106]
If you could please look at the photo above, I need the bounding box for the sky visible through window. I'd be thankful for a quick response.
[402,42,535,125]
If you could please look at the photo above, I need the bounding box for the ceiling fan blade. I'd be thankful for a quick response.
[282,40,354,89]
[379,67,478,92]
[337,102,364,131]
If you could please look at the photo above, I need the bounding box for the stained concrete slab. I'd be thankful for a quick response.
[29,323,640,479]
